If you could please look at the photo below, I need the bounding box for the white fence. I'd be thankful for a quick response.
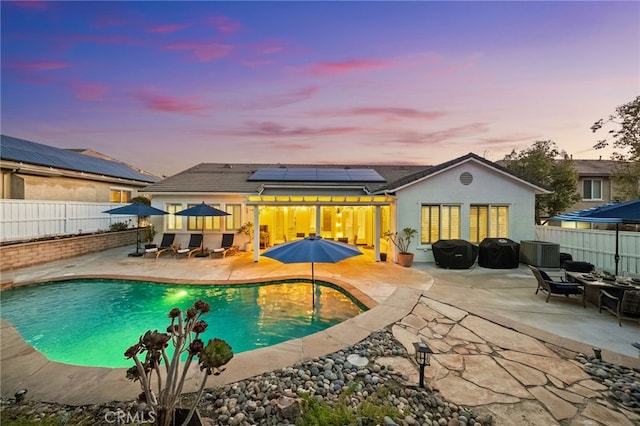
[0,200,136,243]
[535,225,640,275]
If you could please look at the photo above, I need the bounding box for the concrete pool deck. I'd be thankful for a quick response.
[1,246,639,424]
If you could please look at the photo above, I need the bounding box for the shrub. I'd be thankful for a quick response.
[110,222,129,231]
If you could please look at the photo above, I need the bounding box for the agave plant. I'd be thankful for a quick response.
[125,300,233,426]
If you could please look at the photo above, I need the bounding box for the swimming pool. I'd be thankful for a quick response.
[0,279,366,368]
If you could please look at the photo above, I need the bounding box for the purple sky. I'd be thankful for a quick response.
[2,1,638,177]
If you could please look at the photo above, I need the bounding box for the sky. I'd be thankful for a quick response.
[2,1,639,177]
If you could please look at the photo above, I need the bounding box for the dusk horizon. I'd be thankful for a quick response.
[2,1,638,177]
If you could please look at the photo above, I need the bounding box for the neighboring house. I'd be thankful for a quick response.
[0,135,160,202]
[143,153,549,262]
[570,159,621,212]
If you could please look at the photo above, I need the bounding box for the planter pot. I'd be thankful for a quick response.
[244,242,254,252]
[380,253,387,262]
[397,252,414,267]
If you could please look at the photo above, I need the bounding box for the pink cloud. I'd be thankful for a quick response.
[265,142,312,151]
[72,83,108,101]
[246,86,320,109]
[52,33,141,46]
[347,107,446,120]
[381,123,490,148]
[426,54,481,78]
[207,15,243,34]
[250,40,288,55]
[137,92,214,115]
[164,40,233,62]
[7,1,48,10]
[147,23,192,34]
[238,121,361,137]
[305,59,391,77]
[94,15,125,28]
[9,61,71,71]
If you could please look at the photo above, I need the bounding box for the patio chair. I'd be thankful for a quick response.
[144,233,177,259]
[210,233,239,258]
[599,288,640,326]
[529,265,585,307]
[176,234,205,258]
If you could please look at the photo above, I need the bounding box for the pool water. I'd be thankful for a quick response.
[0,279,365,368]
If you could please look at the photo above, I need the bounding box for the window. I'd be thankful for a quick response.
[583,179,602,200]
[420,205,460,244]
[187,203,222,231]
[110,188,132,203]
[165,204,183,231]
[225,204,242,231]
[470,205,509,243]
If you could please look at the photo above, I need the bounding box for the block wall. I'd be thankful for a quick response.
[0,230,138,272]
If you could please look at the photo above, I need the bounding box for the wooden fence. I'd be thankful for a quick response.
[535,225,640,275]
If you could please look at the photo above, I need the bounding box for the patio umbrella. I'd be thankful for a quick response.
[174,202,230,255]
[549,199,640,275]
[262,236,363,305]
[103,202,170,257]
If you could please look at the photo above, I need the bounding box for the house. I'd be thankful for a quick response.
[143,153,549,262]
[0,135,160,202]
[570,159,622,211]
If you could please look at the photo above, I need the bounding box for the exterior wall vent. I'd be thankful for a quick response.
[460,172,473,185]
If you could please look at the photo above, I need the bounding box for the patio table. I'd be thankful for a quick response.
[565,271,640,306]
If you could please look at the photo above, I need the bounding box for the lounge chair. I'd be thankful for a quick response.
[176,234,205,258]
[599,288,640,326]
[210,233,239,258]
[529,265,585,307]
[144,233,177,259]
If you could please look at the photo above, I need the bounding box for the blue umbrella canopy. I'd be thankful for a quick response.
[549,200,640,224]
[103,202,169,216]
[549,199,640,274]
[174,202,229,217]
[262,236,363,264]
[103,202,169,256]
[262,236,362,305]
[174,203,230,253]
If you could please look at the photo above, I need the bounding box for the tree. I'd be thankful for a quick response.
[592,96,640,200]
[130,195,151,205]
[502,141,581,224]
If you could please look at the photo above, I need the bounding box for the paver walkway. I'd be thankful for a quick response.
[391,296,640,425]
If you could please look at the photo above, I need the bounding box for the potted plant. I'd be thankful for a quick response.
[384,227,418,267]
[125,300,233,426]
[237,222,254,251]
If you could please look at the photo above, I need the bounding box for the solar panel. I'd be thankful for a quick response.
[248,167,386,182]
[1,135,158,182]
[345,169,386,182]
[248,168,287,180]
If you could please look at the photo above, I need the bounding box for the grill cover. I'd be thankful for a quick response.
[432,239,479,269]
[478,238,520,269]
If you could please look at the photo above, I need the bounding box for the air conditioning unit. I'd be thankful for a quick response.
[519,240,560,268]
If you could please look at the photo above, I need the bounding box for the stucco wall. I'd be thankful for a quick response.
[394,160,537,263]
[0,229,138,273]
[149,194,249,249]
[3,173,143,202]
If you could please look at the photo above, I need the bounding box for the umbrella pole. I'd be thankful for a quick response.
[129,216,143,257]
[201,219,205,256]
[312,262,315,307]
[615,224,620,276]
